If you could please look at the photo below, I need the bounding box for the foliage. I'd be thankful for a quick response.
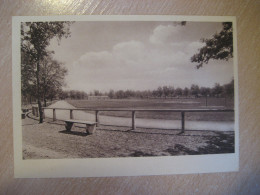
[191,22,233,69]
[211,83,223,97]
[190,84,200,97]
[175,88,183,96]
[223,79,234,98]
[183,87,189,96]
[21,21,72,122]
[21,22,72,59]
[40,55,67,106]
[21,49,37,102]
[94,90,102,96]
[60,90,88,100]
[61,79,233,100]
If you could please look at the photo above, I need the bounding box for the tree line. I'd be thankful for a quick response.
[56,79,234,100]
[105,80,234,99]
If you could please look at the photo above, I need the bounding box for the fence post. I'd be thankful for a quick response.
[95,110,99,127]
[53,109,56,121]
[181,111,185,133]
[132,111,136,130]
[70,109,73,119]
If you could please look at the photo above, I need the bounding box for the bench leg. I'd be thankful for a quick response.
[21,113,26,119]
[65,122,73,131]
[86,124,96,134]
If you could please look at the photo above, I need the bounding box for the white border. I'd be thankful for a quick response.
[12,15,239,178]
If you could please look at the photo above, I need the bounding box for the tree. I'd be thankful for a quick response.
[75,91,82,99]
[40,55,67,106]
[157,87,163,98]
[190,84,200,97]
[152,89,158,98]
[21,42,37,104]
[175,87,183,97]
[168,86,175,97]
[80,91,88,99]
[212,83,224,97]
[144,90,152,99]
[162,86,170,98]
[200,87,211,97]
[108,89,115,99]
[191,22,233,69]
[21,21,72,123]
[94,90,101,96]
[224,79,234,98]
[58,90,69,100]
[115,90,125,99]
[125,90,134,98]
[183,87,189,97]
[69,90,75,99]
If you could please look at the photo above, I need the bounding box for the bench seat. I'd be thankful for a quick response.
[65,119,97,134]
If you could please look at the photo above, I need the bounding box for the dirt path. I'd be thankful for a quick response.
[44,100,234,131]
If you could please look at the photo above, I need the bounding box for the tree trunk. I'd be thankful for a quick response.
[36,55,43,123]
[43,63,47,108]
[44,98,47,107]
[43,88,46,107]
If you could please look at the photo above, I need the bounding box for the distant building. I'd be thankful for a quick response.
[87,96,109,100]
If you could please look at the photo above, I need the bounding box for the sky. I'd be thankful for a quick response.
[48,21,234,93]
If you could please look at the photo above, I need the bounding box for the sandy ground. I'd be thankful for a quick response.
[22,112,234,159]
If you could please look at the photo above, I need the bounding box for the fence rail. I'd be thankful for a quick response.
[32,106,234,133]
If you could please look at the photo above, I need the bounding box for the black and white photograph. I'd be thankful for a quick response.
[13,15,239,177]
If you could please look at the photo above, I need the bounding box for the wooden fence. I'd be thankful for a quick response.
[32,106,234,132]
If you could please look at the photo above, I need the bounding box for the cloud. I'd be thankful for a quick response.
[113,40,145,61]
[66,26,233,92]
[149,25,181,44]
[76,51,113,69]
[67,39,187,91]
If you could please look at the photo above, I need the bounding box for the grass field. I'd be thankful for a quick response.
[67,97,234,121]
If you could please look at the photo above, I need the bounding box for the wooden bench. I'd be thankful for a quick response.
[22,108,29,113]
[64,119,97,134]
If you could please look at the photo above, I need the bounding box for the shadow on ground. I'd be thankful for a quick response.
[59,130,89,137]
[163,132,234,156]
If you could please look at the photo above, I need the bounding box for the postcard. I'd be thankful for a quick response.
[13,15,239,178]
